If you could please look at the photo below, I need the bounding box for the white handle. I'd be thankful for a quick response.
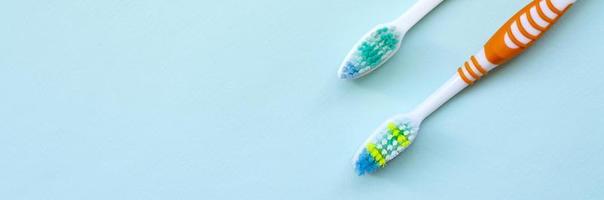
[409,0,576,121]
[410,49,496,120]
[393,0,444,31]
[410,74,466,121]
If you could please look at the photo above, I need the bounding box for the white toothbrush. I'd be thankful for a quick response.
[337,0,444,80]
[353,0,577,175]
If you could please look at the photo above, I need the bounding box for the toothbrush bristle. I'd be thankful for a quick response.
[354,120,416,175]
[339,26,402,79]
[355,149,380,175]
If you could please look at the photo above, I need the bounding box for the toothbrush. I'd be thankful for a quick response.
[337,0,444,80]
[353,0,576,175]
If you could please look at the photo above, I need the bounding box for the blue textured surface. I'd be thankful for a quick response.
[355,149,379,175]
[1,0,603,199]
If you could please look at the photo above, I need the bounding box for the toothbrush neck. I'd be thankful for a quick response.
[394,0,444,31]
[411,75,468,121]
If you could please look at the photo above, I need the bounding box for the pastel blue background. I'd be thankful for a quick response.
[1,0,602,199]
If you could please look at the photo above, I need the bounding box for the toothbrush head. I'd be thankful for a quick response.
[338,25,404,80]
[353,115,420,175]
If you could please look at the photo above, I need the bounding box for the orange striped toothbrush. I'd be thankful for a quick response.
[353,0,577,175]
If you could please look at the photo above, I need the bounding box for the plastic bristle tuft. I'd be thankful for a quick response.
[353,118,418,175]
[355,149,380,176]
[339,25,402,79]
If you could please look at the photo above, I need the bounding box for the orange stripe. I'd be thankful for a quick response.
[516,18,537,40]
[526,6,546,32]
[464,62,480,80]
[506,27,526,48]
[545,0,562,15]
[536,1,553,23]
[470,56,487,75]
[458,67,473,85]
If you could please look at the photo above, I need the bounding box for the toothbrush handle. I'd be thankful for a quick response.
[394,0,444,31]
[411,0,575,120]
[458,0,575,85]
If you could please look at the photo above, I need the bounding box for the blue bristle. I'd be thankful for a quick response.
[340,62,358,79]
[355,149,379,176]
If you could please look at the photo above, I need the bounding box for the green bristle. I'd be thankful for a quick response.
[367,121,415,164]
[356,27,400,68]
